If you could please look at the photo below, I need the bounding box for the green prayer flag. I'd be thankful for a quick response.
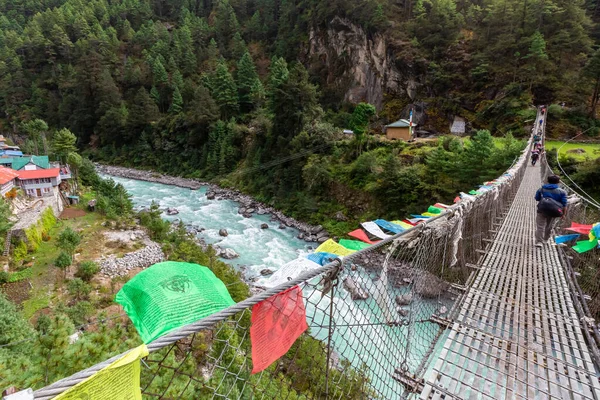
[573,239,599,254]
[339,239,371,251]
[468,190,480,195]
[427,206,442,214]
[116,261,235,343]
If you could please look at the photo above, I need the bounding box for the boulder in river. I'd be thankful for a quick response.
[317,236,329,243]
[166,208,179,215]
[343,277,369,300]
[297,233,305,240]
[311,225,324,234]
[397,307,409,317]
[260,268,274,276]
[219,228,228,237]
[260,223,269,229]
[395,293,413,306]
[206,192,216,200]
[221,248,239,259]
[278,224,286,229]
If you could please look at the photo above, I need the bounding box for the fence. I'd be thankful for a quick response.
[538,110,600,369]
[30,139,533,400]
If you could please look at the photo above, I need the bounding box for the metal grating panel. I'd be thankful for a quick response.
[420,163,600,400]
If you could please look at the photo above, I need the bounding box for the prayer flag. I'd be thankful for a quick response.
[54,345,148,400]
[251,286,308,374]
[361,221,392,239]
[433,203,450,209]
[339,239,371,251]
[554,234,580,244]
[410,214,430,219]
[565,222,594,235]
[391,220,414,230]
[266,258,321,288]
[421,212,438,217]
[454,196,461,203]
[573,239,599,254]
[401,219,416,226]
[468,190,480,195]
[307,252,339,266]
[315,239,356,256]
[374,219,406,234]
[589,223,600,241]
[348,229,379,244]
[427,206,442,214]
[116,261,235,343]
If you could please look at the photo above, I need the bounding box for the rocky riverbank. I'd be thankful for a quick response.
[96,164,330,243]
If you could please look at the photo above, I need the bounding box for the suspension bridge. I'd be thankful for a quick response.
[12,107,600,399]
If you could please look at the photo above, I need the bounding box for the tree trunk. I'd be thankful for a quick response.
[590,76,600,119]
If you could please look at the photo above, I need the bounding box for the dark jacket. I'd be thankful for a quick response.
[535,184,568,207]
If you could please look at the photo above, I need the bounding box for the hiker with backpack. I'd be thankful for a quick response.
[531,149,540,166]
[534,175,567,247]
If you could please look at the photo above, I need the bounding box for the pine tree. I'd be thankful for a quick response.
[236,52,263,113]
[266,57,289,110]
[152,58,169,86]
[211,59,239,118]
[169,86,184,114]
[52,128,78,163]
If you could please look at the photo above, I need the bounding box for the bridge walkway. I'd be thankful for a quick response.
[420,161,600,399]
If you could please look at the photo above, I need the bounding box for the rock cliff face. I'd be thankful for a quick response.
[307,16,404,109]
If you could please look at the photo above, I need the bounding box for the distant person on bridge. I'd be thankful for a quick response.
[535,175,567,247]
[531,149,540,166]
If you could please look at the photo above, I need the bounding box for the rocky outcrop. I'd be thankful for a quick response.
[307,16,404,109]
[343,276,369,300]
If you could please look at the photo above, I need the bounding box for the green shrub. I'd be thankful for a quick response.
[55,252,72,269]
[76,261,100,281]
[0,271,9,283]
[67,278,91,300]
[66,301,94,325]
[13,241,28,261]
[57,227,81,255]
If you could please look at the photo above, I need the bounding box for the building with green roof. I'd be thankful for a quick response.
[11,156,50,171]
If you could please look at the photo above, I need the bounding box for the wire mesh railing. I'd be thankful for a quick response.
[538,107,600,368]
[28,138,534,400]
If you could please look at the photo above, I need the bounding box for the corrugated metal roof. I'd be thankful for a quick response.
[12,156,50,170]
[386,119,412,128]
[0,166,18,185]
[17,168,60,180]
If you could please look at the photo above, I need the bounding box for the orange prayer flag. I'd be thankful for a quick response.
[251,286,308,374]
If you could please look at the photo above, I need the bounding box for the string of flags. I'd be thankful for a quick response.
[556,222,600,253]
[47,151,532,396]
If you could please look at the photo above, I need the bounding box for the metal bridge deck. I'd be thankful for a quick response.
[420,164,600,399]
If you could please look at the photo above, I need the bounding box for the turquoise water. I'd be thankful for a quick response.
[105,176,312,278]
[106,175,447,398]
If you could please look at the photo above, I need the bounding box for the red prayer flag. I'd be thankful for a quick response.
[348,229,379,244]
[454,196,461,203]
[251,286,308,374]
[402,219,416,227]
[565,222,594,235]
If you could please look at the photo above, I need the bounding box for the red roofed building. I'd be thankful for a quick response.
[17,168,61,197]
[0,166,18,197]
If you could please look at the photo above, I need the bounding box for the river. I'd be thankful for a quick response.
[106,174,446,399]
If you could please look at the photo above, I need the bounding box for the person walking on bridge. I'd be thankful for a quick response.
[531,149,540,166]
[534,175,567,247]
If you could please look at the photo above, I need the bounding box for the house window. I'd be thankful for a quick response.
[43,187,50,193]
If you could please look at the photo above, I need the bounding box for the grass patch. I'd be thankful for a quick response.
[545,141,600,161]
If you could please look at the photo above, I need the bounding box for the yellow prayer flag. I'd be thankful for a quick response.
[391,221,414,230]
[315,239,356,256]
[55,345,149,400]
[422,212,438,217]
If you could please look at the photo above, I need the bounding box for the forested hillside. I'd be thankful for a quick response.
[0,0,598,230]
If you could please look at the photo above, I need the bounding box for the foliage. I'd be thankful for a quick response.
[51,128,78,163]
[0,292,35,346]
[76,261,100,281]
[57,227,81,256]
[55,252,72,269]
[67,278,91,301]
[0,271,8,284]
[13,241,28,262]
[24,207,57,252]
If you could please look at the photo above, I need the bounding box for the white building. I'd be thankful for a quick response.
[0,166,18,197]
[17,168,61,198]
